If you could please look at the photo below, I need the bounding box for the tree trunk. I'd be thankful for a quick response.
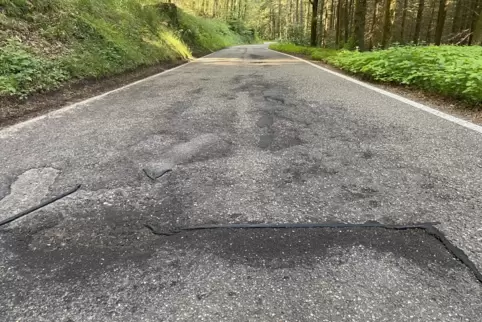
[451,0,463,34]
[413,0,425,44]
[224,0,229,18]
[318,0,325,45]
[323,0,330,45]
[335,0,343,47]
[352,0,367,50]
[347,0,354,38]
[344,0,350,43]
[462,0,474,31]
[213,0,218,17]
[310,0,320,46]
[368,0,379,50]
[400,0,408,43]
[426,0,436,43]
[330,0,335,28]
[307,1,311,33]
[469,0,482,44]
[296,0,299,24]
[473,2,482,45]
[238,0,242,18]
[278,0,282,38]
[434,0,447,45]
[300,0,304,31]
[289,0,293,24]
[381,0,392,48]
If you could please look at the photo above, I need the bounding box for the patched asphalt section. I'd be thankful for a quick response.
[1,227,481,321]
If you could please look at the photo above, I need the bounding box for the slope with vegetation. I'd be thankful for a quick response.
[0,0,257,99]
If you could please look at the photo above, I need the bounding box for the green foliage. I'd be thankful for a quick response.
[270,43,482,104]
[227,17,258,44]
[62,0,193,78]
[0,0,250,98]
[269,43,337,60]
[0,39,68,97]
[327,46,482,104]
[286,25,309,46]
[0,0,31,17]
[177,11,244,53]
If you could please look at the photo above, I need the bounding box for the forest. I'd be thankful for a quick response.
[173,0,482,48]
[1,0,481,104]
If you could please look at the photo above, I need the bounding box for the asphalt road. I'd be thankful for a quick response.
[1,44,482,321]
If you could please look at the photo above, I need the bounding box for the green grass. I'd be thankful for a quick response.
[0,39,69,96]
[178,11,246,54]
[269,43,339,60]
[270,43,482,104]
[0,0,255,98]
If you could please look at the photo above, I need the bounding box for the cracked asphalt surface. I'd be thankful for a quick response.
[1,44,482,321]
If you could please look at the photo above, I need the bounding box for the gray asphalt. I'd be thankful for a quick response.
[1,44,482,321]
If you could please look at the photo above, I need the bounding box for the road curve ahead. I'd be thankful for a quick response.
[1,44,482,321]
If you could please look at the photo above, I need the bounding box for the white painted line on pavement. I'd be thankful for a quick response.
[0,49,223,137]
[271,49,482,135]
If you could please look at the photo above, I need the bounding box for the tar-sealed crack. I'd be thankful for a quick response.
[0,184,81,227]
[143,168,172,180]
[145,221,482,285]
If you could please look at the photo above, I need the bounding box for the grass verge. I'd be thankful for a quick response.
[269,43,482,105]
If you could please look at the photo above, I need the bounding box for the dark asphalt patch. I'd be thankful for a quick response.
[2,226,482,320]
[166,228,461,271]
[249,54,264,60]
[264,95,285,104]
[146,222,482,284]
[256,114,274,128]
[0,226,466,276]
[3,224,472,281]
[258,133,274,149]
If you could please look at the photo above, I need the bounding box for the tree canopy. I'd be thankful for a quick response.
[171,0,482,48]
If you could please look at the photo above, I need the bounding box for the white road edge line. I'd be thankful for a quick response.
[270,49,482,135]
[0,50,222,136]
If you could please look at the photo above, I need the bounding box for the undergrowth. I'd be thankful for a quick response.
[270,43,482,104]
[0,39,69,96]
[0,0,255,98]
